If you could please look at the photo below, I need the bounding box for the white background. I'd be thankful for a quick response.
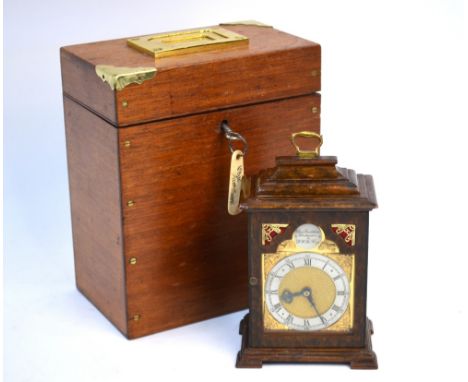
[4,0,467,381]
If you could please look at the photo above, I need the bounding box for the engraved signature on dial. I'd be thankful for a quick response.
[293,224,324,249]
[265,252,350,331]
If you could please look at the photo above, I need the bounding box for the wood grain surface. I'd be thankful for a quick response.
[119,94,320,338]
[61,25,320,126]
[64,93,320,338]
[63,97,127,335]
[61,23,322,338]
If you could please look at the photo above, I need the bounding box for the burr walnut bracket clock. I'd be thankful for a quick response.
[235,132,378,368]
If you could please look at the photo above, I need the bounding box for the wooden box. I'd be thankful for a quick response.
[60,22,321,339]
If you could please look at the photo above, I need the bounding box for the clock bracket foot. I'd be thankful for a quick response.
[235,314,378,369]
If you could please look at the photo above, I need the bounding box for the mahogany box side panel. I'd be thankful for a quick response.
[119,94,320,338]
[64,97,128,335]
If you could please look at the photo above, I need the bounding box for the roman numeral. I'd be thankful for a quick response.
[272,303,282,312]
[285,314,293,325]
[285,259,295,269]
[265,289,278,295]
[331,304,342,313]
[336,290,347,296]
[304,256,312,266]
[333,273,344,281]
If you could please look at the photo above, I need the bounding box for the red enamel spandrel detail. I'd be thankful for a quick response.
[331,224,356,246]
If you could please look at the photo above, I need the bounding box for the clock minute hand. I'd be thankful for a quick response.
[302,287,326,325]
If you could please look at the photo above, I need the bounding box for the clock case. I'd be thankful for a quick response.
[60,23,321,338]
[237,154,378,368]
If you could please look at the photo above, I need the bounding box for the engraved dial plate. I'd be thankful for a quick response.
[264,252,350,331]
[293,224,324,249]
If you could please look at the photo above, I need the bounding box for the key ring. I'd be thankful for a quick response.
[221,121,248,156]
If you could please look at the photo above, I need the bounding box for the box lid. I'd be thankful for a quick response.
[60,22,321,127]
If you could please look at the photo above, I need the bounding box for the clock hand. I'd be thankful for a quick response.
[280,288,326,324]
[280,289,293,304]
[301,287,326,324]
[280,289,305,304]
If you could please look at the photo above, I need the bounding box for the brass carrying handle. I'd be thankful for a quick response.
[291,131,323,158]
[127,27,248,58]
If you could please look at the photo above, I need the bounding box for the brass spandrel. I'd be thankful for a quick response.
[262,224,289,245]
[331,224,356,246]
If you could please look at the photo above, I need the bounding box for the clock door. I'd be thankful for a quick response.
[248,211,370,348]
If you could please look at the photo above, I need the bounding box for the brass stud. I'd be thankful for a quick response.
[249,277,258,286]
[122,100,128,108]
[133,314,141,321]
[127,200,135,207]
[129,257,137,265]
[311,69,320,77]
[312,106,319,114]
[123,140,131,148]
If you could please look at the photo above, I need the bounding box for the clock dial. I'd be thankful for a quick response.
[265,252,350,331]
[293,224,324,249]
